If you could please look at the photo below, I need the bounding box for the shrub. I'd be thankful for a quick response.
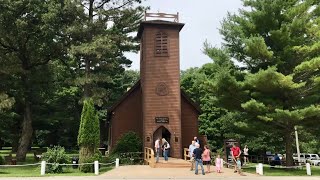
[112,131,142,154]
[80,151,102,173]
[42,146,70,173]
[0,155,4,165]
[78,98,100,164]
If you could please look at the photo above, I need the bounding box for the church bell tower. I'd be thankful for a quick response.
[137,12,184,158]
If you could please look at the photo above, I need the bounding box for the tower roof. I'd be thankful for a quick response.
[137,20,184,39]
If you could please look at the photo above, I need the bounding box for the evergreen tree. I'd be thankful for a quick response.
[209,0,320,166]
[66,0,145,106]
[78,98,100,163]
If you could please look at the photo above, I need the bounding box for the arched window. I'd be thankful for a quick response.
[155,31,169,57]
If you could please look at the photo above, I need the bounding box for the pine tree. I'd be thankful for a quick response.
[210,0,320,166]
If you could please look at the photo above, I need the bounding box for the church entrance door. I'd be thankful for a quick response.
[153,126,171,157]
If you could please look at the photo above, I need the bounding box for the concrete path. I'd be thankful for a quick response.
[1,165,320,180]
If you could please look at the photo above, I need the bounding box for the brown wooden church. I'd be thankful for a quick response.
[106,13,201,158]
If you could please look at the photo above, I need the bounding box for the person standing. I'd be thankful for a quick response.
[193,143,205,175]
[231,144,241,173]
[194,136,200,145]
[162,138,170,162]
[188,140,196,170]
[202,145,211,173]
[243,145,249,165]
[215,154,222,173]
[154,137,160,163]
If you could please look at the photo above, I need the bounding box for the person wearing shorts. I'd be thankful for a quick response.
[202,145,211,173]
[189,141,196,170]
[231,144,241,173]
[243,145,249,165]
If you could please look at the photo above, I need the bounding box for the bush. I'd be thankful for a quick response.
[112,131,142,154]
[80,151,102,173]
[0,155,4,165]
[42,146,70,173]
[78,98,100,163]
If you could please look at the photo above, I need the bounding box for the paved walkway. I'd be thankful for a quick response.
[1,165,320,180]
[104,165,254,178]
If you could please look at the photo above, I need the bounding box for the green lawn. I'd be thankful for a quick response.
[0,149,113,177]
[0,166,112,177]
[243,164,320,176]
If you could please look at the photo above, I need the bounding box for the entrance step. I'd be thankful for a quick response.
[155,162,191,168]
[154,158,191,168]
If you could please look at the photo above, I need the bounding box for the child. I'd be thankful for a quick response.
[215,154,222,173]
[236,157,241,173]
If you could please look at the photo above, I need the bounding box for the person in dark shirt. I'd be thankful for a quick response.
[192,143,205,175]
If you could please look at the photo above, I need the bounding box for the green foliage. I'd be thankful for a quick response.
[203,0,320,166]
[77,98,100,147]
[112,131,142,154]
[0,93,14,112]
[42,146,70,173]
[78,98,100,165]
[0,155,4,165]
[80,151,102,173]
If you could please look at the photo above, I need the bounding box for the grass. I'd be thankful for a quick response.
[0,149,113,177]
[0,165,113,177]
[243,163,320,176]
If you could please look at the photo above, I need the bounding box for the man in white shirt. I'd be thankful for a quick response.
[154,137,160,163]
[189,141,196,170]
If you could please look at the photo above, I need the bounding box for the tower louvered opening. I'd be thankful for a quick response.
[155,31,169,57]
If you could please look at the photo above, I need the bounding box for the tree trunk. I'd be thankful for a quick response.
[285,128,294,166]
[79,146,95,163]
[16,101,33,161]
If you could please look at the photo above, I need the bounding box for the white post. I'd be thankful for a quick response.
[40,161,46,176]
[295,126,301,164]
[116,158,119,168]
[94,161,99,175]
[258,163,263,175]
[306,163,311,176]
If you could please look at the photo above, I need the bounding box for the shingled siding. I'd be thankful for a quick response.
[140,25,182,158]
[181,95,199,153]
[110,87,143,149]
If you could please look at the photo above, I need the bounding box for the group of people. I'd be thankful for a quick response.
[154,136,249,176]
[188,137,221,175]
[154,137,170,163]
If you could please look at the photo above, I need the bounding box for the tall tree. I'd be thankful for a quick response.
[210,0,320,166]
[0,0,79,161]
[67,0,145,106]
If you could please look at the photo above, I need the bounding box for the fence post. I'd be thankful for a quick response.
[306,163,311,176]
[258,163,263,175]
[94,161,99,175]
[40,161,46,176]
[116,158,119,168]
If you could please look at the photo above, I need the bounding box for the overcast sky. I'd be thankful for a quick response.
[125,0,243,70]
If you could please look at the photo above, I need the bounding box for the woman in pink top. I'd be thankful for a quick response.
[215,154,222,173]
[202,145,211,173]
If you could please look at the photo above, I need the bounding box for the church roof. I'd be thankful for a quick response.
[107,80,201,113]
